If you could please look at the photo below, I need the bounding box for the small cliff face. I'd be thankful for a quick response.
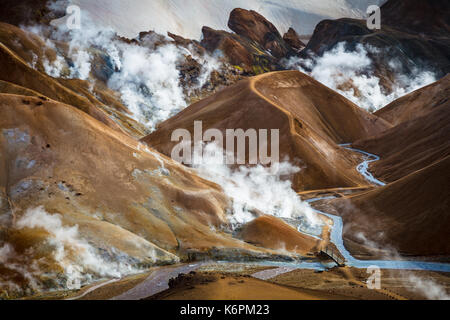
[228,8,294,59]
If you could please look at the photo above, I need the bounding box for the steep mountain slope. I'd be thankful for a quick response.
[143,71,391,191]
[303,0,450,82]
[381,0,450,35]
[0,22,147,138]
[0,0,63,27]
[0,93,291,296]
[354,75,450,182]
[330,156,450,257]
[374,74,450,125]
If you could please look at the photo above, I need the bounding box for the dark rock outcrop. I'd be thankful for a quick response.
[200,26,258,73]
[201,8,302,75]
[228,8,294,59]
[283,28,306,52]
[167,32,206,56]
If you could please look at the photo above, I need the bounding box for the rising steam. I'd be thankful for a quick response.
[1,207,138,294]
[355,231,449,300]
[192,143,321,230]
[405,273,450,300]
[285,42,436,112]
[26,3,223,131]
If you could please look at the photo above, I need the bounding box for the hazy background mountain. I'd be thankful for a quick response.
[72,0,387,39]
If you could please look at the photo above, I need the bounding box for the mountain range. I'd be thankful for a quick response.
[0,0,448,299]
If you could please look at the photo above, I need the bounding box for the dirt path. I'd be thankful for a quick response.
[110,263,202,300]
[252,267,299,280]
[249,72,362,186]
[66,278,120,300]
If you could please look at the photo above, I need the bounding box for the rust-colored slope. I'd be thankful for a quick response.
[0,22,57,72]
[253,71,390,143]
[237,215,319,255]
[143,71,390,191]
[0,80,45,97]
[0,40,119,131]
[354,76,450,182]
[375,74,450,125]
[0,22,146,138]
[0,93,285,294]
[331,156,450,257]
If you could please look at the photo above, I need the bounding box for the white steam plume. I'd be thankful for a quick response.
[108,43,187,129]
[0,242,42,294]
[1,207,138,292]
[285,42,436,112]
[355,231,449,300]
[405,274,450,300]
[26,4,222,131]
[186,47,223,91]
[192,143,321,231]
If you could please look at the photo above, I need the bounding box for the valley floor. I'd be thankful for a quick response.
[29,262,450,300]
[24,146,450,301]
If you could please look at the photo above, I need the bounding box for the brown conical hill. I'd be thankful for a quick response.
[142,71,390,191]
[253,71,390,142]
[237,215,319,255]
[330,156,450,257]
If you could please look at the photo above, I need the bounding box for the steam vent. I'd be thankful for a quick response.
[0,0,449,307]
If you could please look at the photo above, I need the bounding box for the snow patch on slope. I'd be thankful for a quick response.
[71,0,386,39]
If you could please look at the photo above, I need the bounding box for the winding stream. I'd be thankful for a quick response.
[340,143,386,186]
[79,144,449,300]
[308,145,450,272]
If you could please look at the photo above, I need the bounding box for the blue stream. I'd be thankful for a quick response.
[298,144,450,272]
